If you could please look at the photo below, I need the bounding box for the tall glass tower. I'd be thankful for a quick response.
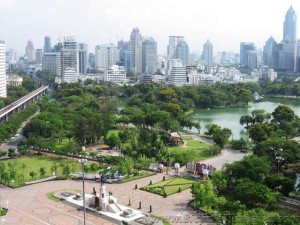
[283,6,297,42]
[175,39,189,66]
[44,36,52,53]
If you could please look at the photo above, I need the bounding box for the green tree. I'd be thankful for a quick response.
[29,171,36,180]
[225,155,269,183]
[249,123,273,144]
[39,167,46,178]
[62,165,71,178]
[240,115,253,128]
[218,200,245,225]
[104,133,121,149]
[234,178,277,207]
[272,105,296,123]
[241,208,267,225]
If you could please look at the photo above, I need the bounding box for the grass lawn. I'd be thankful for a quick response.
[168,136,211,160]
[0,155,85,187]
[47,191,61,202]
[141,177,197,196]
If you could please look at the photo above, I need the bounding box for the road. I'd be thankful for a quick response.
[181,134,252,169]
[0,111,40,152]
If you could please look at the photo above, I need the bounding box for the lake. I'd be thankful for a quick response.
[189,98,300,140]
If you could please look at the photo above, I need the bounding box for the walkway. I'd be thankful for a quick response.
[181,134,251,169]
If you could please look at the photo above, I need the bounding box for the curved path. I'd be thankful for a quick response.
[181,134,252,170]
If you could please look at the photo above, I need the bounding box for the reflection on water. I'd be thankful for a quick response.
[189,98,300,140]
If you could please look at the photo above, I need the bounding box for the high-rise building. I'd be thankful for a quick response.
[167,36,184,59]
[297,41,300,73]
[36,49,43,65]
[170,66,187,86]
[53,41,63,52]
[56,36,78,83]
[42,53,57,72]
[202,40,213,66]
[25,40,35,63]
[44,36,52,53]
[123,50,133,73]
[118,40,132,72]
[88,53,95,68]
[240,42,255,66]
[95,44,119,69]
[0,41,7,98]
[130,27,143,74]
[283,6,297,42]
[273,42,297,73]
[142,37,157,73]
[247,50,258,69]
[175,39,189,66]
[263,36,277,68]
[78,43,88,74]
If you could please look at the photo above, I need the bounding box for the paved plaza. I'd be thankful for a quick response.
[0,172,214,225]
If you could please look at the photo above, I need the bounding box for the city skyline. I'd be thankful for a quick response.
[0,0,299,56]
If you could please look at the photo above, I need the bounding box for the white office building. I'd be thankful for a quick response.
[62,67,78,83]
[170,66,187,86]
[104,65,126,84]
[95,44,119,69]
[0,41,7,98]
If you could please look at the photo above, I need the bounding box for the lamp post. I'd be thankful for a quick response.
[275,148,284,173]
[78,158,87,225]
[276,156,284,173]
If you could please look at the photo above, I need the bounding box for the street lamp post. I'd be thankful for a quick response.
[276,156,284,173]
[275,148,284,173]
[78,158,87,225]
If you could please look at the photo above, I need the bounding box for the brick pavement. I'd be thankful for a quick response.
[0,172,214,225]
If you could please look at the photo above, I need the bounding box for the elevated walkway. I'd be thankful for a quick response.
[0,85,48,122]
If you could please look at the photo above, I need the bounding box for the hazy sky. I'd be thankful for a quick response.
[0,0,299,56]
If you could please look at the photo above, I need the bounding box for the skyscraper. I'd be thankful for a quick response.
[56,36,78,83]
[35,49,43,65]
[167,36,184,59]
[175,39,189,66]
[78,43,88,74]
[273,42,297,73]
[283,6,297,42]
[247,50,258,69]
[95,44,119,69]
[142,37,157,73]
[25,40,35,63]
[263,36,277,68]
[240,42,255,66]
[44,36,52,53]
[42,53,57,72]
[202,40,213,66]
[0,41,7,98]
[130,27,143,74]
[118,40,132,72]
